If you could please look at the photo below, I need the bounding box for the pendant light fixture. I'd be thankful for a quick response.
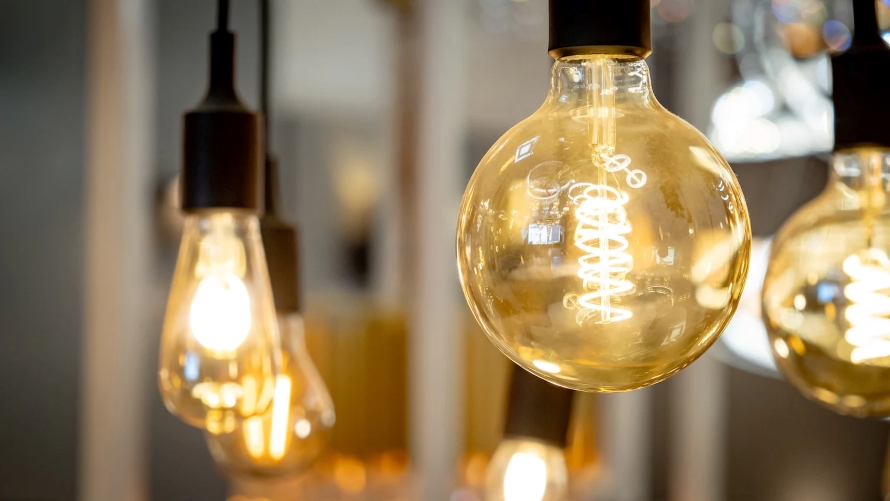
[485,366,573,501]
[158,0,282,432]
[456,0,752,392]
[205,0,335,477]
[763,0,890,417]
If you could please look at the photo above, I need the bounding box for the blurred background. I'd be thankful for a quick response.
[1,0,890,500]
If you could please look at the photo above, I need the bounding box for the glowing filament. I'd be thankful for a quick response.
[565,154,643,324]
[189,217,252,353]
[269,375,293,460]
[503,452,547,501]
[843,249,890,363]
[245,417,265,459]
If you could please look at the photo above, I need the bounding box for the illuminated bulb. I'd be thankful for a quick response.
[159,213,282,430]
[456,1,751,391]
[762,0,890,417]
[763,150,890,416]
[206,313,335,478]
[485,439,567,501]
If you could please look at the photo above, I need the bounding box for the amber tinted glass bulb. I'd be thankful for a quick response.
[159,212,282,430]
[206,313,335,478]
[457,55,751,391]
[763,149,890,417]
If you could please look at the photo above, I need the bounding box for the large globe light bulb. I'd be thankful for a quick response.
[761,0,890,417]
[456,0,751,392]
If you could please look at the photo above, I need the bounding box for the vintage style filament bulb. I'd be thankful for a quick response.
[158,0,281,431]
[160,213,281,431]
[761,0,890,417]
[485,367,572,501]
[457,0,750,391]
[485,439,568,501]
[206,312,335,478]
[763,149,890,416]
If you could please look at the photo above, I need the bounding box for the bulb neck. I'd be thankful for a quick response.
[830,149,890,188]
[829,149,890,216]
[547,56,655,110]
[278,313,308,356]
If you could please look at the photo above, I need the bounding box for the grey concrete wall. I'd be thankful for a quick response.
[0,1,87,499]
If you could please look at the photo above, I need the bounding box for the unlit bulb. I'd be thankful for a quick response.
[159,212,281,430]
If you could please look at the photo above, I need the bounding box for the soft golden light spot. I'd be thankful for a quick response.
[334,456,367,495]
[465,453,489,487]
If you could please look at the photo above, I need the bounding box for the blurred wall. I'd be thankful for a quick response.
[0,1,87,499]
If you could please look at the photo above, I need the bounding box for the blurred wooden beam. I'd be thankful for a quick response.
[409,0,468,499]
[81,0,155,499]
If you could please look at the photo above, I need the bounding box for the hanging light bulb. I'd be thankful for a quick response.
[205,165,336,477]
[457,0,751,392]
[205,0,335,476]
[762,0,890,417]
[159,0,281,431]
[485,367,572,501]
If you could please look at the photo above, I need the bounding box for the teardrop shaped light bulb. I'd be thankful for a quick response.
[206,313,335,477]
[159,212,281,432]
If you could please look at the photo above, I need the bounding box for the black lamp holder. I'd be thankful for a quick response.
[503,365,574,448]
[257,0,300,314]
[832,0,890,151]
[181,0,263,212]
[548,0,652,59]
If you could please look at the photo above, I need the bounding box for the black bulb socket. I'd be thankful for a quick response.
[548,0,652,60]
[260,156,300,314]
[503,365,574,447]
[181,30,263,213]
[832,0,890,151]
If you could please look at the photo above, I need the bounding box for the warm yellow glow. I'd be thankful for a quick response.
[503,452,548,501]
[334,456,367,495]
[269,375,293,460]
[190,272,251,352]
[567,176,634,324]
[843,250,890,363]
[158,213,281,428]
[456,54,749,392]
[295,418,312,439]
[245,417,265,459]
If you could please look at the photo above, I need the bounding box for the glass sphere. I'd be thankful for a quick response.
[457,55,751,392]
[206,314,335,477]
[485,439,567,501]
[763,149,890,417]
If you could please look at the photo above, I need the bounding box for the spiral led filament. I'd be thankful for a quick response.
[843,249,890,364]
[564,153,645,324]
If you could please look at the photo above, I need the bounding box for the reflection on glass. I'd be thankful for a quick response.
[763,149,890,416]
[159,212,281,430]
[457,55,751,392]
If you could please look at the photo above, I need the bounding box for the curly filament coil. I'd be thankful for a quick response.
[567,182,634,324]
[843,250,890,363]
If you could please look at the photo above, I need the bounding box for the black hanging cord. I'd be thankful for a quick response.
[852,0,882,46]
[217,0,230,32]
[260,0,271,145]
